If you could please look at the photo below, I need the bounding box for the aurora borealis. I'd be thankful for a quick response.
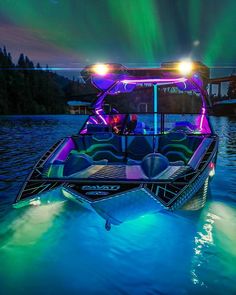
[0,0,236,69]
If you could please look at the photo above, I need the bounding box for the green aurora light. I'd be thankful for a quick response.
[0,0,235,67]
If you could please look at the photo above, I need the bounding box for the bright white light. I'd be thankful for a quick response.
[178,60,193,76]
[209,162,215,177]
[93,64,109,76]
[209,168,215,177]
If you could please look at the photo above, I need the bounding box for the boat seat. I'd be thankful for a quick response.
[73,133,124,162]
[126,136,153,161]
[170,121,197,133]
[127,158,142,165]
[89,150,124,162]
[158,133,203,164]
[141,153,169,178]
[63,151,108,176]
[187,136,203,151]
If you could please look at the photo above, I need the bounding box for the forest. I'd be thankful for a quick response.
[0,46,84,114]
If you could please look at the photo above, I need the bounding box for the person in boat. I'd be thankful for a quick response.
[125,114,138,134]
[109,114,123,134]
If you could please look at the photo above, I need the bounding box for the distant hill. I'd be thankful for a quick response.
[0,46,86,115]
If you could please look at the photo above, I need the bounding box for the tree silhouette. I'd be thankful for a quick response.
[0,46,80,115]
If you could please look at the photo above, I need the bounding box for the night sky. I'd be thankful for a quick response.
[0,0,236,75]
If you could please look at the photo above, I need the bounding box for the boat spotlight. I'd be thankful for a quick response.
[92,63,109,76]
[178,60,193,76]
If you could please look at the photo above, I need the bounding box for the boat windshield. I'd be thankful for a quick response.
[80,112,212,135]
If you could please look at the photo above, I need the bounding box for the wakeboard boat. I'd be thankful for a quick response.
[13,61,219,230]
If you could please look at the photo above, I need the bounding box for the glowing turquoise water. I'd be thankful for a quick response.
[0,115,236,295]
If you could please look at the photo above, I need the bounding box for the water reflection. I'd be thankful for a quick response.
[191,210,219,287]
[211,116,236,165]
[191,200,236,293]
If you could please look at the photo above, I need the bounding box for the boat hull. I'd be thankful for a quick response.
[13,159,214,229]
[13,130,218,229]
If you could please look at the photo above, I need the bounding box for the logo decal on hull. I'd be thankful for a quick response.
[82,185,120,191]
[85,191,109,196]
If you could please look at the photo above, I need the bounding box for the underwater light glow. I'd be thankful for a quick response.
[92,64,109,76]
[178,60,193,76]
[30,199,41,206]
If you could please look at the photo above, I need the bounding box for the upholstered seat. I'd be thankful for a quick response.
[63,151,108,176]
[73,133,124,163]
[141,153,169,178]
[126,136,153,161]
[158,133,202,164]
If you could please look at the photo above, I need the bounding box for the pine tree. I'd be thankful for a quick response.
[0,46,80,114]
[3,46,7,57]
[18,53,25,68]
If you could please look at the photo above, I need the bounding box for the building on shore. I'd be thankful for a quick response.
[67,101,91,114]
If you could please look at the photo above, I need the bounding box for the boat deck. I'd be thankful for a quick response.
[67,164,188,181]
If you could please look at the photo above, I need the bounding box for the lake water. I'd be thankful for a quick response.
[0,115,236,295]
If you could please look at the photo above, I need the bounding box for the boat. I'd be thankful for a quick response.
[13,61,219,230]
[212,98,236,116]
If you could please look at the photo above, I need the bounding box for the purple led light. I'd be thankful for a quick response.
[80,128,87,134]
[196,107,211,134]
[199,107,205,131]
[95,108,108,125]
[90,117,99,124]
[121,77,187,85]
[50,138,75,162]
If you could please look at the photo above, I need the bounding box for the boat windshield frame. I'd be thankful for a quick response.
[91,67,209,111]
[81,67,212,135]
[79,112,214,136]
